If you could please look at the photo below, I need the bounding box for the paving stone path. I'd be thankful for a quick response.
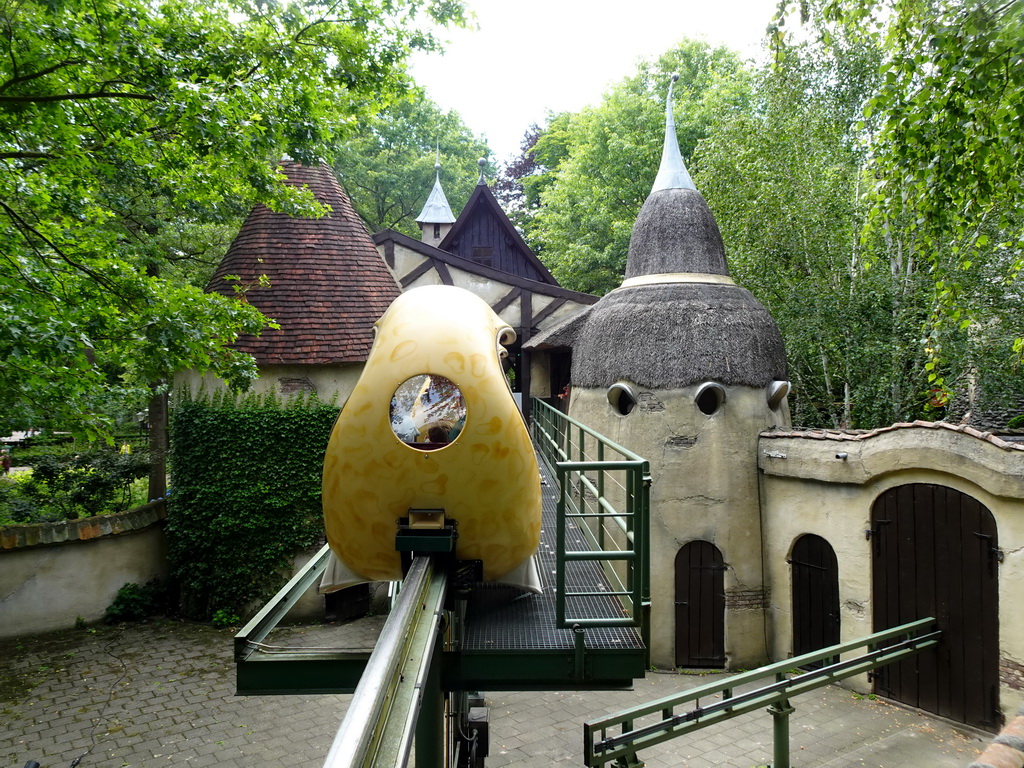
[1,619,989,768]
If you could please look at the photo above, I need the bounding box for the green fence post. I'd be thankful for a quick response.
[767,697,795,768]
[556,465,567,627]
[597,442,605,551]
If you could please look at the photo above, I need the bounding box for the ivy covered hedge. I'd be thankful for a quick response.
[168,390,339,620]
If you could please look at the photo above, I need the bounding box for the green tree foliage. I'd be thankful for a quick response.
[494,122,553,233]
[0,0,465,438]
[775,0,1024,384]
[508,40,752,295]
[333,89,490,236]
[701,19,1024,427]
[697,38,941,427]
[167,390,339,620]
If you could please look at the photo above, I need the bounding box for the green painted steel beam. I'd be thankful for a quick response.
[236,645,648,696]
[445,649,648,691]
[236,653,370,695]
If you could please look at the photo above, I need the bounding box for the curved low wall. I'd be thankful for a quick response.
[758,422,1024,722]
[0,501,168,638]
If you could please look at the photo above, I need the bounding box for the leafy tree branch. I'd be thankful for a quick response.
[0,0,467,437]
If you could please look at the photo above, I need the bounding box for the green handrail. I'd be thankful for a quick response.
[584,617,941,768]
[531,398,651,647]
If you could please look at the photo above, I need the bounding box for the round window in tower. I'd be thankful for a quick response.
[767,380,790,411]
[695,382,726,416]
[607,381,638,416]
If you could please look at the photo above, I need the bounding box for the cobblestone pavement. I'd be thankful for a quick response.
[1,618,989,768]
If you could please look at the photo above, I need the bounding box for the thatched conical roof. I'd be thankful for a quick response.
[625,188,728,278]
[570,283,787,389]
[207,161,400,365]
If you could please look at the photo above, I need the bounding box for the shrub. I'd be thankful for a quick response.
[0,478,39,525]
[105,579,172,623]
[1008,414,1024,429]
[0,448,150,525]
[211,609,241,628]
[20,449,150,520]
[167,389,338,621]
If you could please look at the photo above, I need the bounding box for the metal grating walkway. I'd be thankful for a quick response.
[461,456,645,652]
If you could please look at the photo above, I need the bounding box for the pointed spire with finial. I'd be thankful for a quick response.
[415,147,456,246]
[477,157,487,185]
[415,150,456,226]
[651,74,696,193]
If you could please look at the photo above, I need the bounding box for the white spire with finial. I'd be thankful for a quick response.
[415,148,456,225]
[477,157,487,186]
[651,74,696,193]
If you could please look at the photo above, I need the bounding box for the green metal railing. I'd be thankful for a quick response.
[584,617,941,768]
[531,398,651,643]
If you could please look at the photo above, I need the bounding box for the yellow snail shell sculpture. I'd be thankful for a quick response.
[320,285,542,592]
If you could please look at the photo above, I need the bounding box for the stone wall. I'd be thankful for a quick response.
[0,501,168,638]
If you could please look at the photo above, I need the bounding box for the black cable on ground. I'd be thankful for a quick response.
[68,626,129,768]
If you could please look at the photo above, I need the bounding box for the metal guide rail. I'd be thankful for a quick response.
[322,555,448,768]
[584,617,940,768]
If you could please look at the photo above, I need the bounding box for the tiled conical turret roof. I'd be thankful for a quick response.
[207,161,400,365]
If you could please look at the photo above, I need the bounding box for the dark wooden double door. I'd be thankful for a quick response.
[871,484,1000,730]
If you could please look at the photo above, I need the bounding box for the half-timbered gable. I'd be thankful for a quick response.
[438,180,558,285]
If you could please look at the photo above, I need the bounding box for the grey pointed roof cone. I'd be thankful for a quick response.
[416,161,456,224]
[651,74,696,193]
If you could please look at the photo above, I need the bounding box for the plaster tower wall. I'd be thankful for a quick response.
[571,385,788,668]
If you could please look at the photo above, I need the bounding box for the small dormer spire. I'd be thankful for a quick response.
[416,151,456,246]
[477,157,487,185]
[651,74,696,193]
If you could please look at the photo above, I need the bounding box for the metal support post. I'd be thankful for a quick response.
[573,624,587,681]
[767,698,795,768]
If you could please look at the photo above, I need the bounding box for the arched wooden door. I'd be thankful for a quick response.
[871,484,1000,730]
[791,534,840,668]
[675,541,725,668]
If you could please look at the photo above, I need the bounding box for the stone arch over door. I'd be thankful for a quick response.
[790,534,840,668]
[675,540,725,668]
[871,483,1000,730]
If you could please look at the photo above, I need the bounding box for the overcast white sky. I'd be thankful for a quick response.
[408,0,780,162]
